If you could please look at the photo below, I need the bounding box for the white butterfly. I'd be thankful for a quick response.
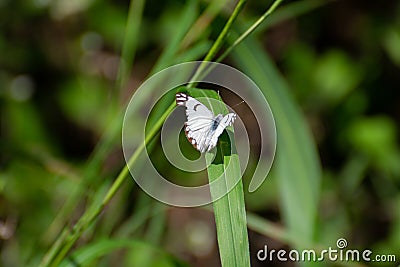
[176,93,236,153]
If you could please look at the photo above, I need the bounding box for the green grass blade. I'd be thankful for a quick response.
[188,89,251,267]
[175,40,212,63]
[188,0,246,84]
[152,0,199,73]
[116,0,145,90]
[251,0,332,33]
[232,37,321,247]
[180,0,228,49]
[246,212,292,245]
[59,239,187,267]
[216,0,283,63]
[207,152,250,267]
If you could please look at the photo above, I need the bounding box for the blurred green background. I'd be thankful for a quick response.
[1,0,400,266]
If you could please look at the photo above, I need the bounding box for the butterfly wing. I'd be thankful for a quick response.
[176,93,214,152]
[206,113,237,152]
[176,93,237,153]
[176,93,214,121]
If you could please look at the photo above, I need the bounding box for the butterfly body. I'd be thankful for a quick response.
[211,114,223,130]
[176,93,236,153]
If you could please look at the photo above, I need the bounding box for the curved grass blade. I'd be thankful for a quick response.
[59,239,189,267]
[232,36,322,249]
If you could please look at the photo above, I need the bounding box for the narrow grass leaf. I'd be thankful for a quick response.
[152,0,199,73]
[59,239,188,267]
[116,0,146,90]
[187,88,251,267]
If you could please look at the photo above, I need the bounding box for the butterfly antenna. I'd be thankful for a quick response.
[216,90,225,112]
[231,100,245,109]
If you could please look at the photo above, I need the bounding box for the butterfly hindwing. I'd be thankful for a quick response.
[208,113,237,151]
[176,93,236,153]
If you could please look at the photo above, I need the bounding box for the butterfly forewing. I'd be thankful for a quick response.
[175,93,236,153]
